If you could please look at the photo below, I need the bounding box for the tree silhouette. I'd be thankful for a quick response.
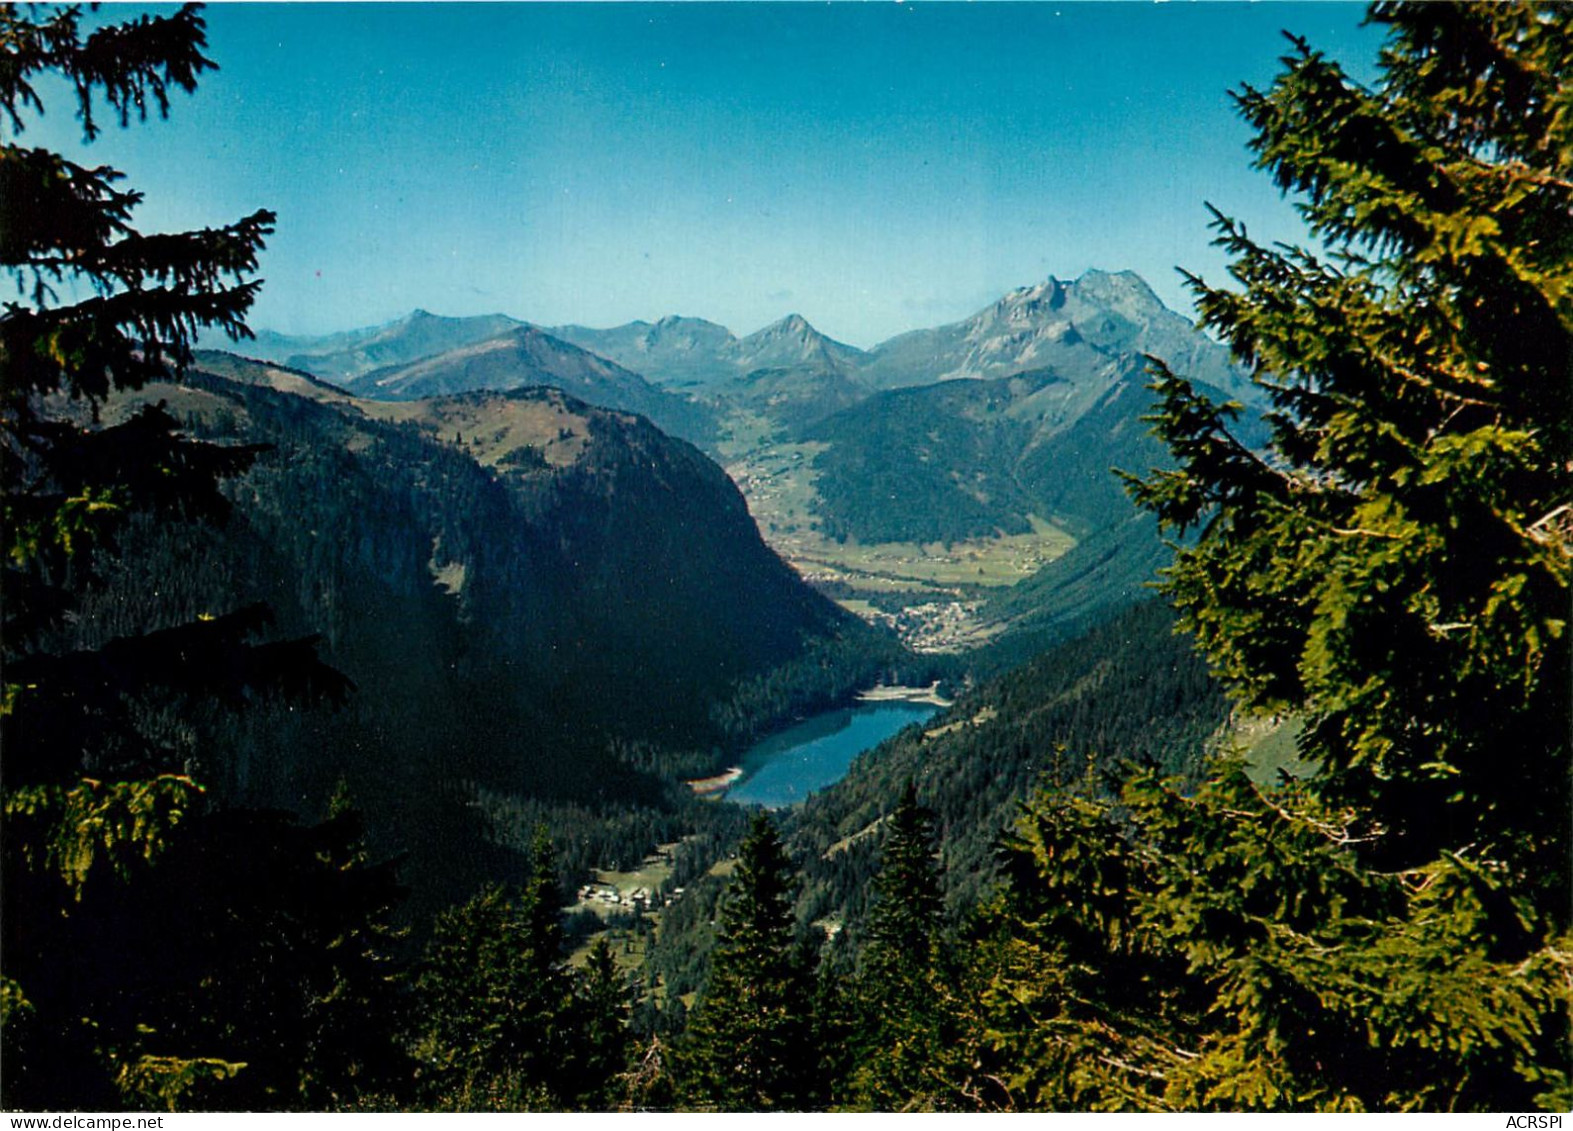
[1124,0,1571,904]
[2,3,353,1108]
[678,813,818,1110]
[844,783,954,1109]
[409,832,575,1109]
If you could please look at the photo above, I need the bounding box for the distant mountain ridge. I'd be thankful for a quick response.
[857,271,1248,399]
[231,316,717,445]
[241,309,528,383]
[732,313,869,376]
[551,271,1245,402]
[342,324,717,442]
[553,311,869,393]
[549,315,739,388]
[248,270,1241,395]
[243,270,1247,431]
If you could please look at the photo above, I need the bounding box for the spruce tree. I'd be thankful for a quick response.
[845,783,955,1109]
[970,1,1571,1113]
[570,936,634,1110]
[0,3,345,876]
[863,784,943,985]
[2,798,410,1110]
[2,4,349,1107]
[411,832,574,1109]
[678,813,818,1110]
[1125,0,1571,907]
[516,827,575,1097]
[1120,5,1573,1102]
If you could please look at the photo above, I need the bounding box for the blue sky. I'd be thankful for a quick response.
[27,3,1383,348]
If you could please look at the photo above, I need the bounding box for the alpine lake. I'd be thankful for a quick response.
[724,699,941,808]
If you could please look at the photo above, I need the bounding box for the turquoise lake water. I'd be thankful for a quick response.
[726,701,940,808]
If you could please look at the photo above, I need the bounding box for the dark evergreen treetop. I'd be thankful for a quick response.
[410,854,575,1109]
[2,3,274,401]
[3,7,349,1106]
[2,2,344,795]
[862,782,942,981]
[679,813,818,1111]
[948,1,1573,1110]
[841,783,966,1111]
[888,3,1570,1114]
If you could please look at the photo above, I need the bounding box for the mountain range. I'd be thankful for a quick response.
[245,309,527,383]
[238,269,1245,432]
[857,271,1247,395]
[229,269,1254,650]
[241,316,716,444]
[66,265,1269,924]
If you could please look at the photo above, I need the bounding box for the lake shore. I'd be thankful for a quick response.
[685,766,744,796]
[856,681,953,708]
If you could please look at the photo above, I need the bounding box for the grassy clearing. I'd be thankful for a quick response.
[567,927,653,978]
[725,430,1075,595]
[825,817,885,859]
[707,856,738,880]
[596,856,674,895]
[794,516,1075,589]
[564,845,681,972]
[923,705,998,741]
[1230,715,1315,786]
[565,841,745,973]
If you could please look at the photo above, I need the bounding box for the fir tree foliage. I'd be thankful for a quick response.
[854,1,1572,1113]
[1119,765,1568,1111]
[962,1,1573,1111]
[572,935,635,1110]
[977,763,1570,1110]
[1,4,355,1108]
[2,3,272,390]
[971,790,1203,1111]
[678,813,819,1110]
[863,783,943,982]
[843,783,959,1110]
[1124,0,1572,895]
[1,0,345,853]
[1,800,409,1110]
[410,831,575,1109]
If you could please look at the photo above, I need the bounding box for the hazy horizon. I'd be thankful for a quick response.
[25,2,1383,349]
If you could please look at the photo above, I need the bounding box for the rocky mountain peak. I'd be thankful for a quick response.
[639,315,736,356]
[1067,269,1166,318]
[1001,277,1068,315]
[751,313,815,341]
[736,314,867,374]
[967,279,1076,346]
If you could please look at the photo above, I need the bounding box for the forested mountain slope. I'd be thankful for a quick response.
[76,354,900,902]
[232,277,1246,661]
[785,599,1228,932]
